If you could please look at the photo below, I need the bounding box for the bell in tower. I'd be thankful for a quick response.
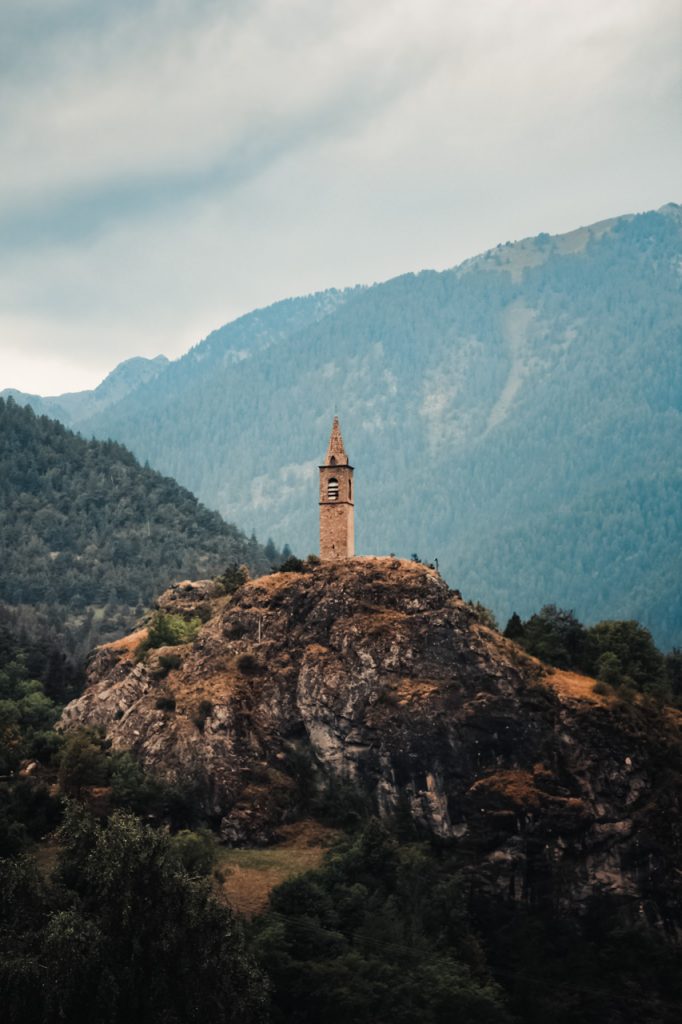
[319,417,354,560]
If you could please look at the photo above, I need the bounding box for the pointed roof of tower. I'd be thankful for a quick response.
[324,416,349,466]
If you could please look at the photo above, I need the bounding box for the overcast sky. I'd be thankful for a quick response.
[1,0,680,395]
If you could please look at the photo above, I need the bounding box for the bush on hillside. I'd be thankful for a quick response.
[139,612,201,654]
[217,564,250,595]
[278,556,306,574]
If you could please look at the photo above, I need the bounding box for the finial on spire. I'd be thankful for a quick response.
[325,416,349,466]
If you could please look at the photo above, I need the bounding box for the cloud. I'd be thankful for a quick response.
[0,1,434,224]
[0,0,680,392]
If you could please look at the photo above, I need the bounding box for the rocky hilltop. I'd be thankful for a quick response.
[61,558,681,930]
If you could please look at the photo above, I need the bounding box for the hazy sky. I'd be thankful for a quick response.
[1,0,680,395]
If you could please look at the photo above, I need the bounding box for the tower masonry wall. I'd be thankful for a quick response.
[320,499,355,560]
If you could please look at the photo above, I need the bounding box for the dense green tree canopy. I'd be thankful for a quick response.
[504,604,675,699]
[0,805,267,1024]
[256,821,510,1024]
[0,398,280,652]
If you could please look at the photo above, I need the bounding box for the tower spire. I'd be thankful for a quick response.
[325,416,348,466]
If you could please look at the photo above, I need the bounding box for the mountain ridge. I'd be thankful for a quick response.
[5,204,682,647]
[1,354,170,427]
[10,204,678,418]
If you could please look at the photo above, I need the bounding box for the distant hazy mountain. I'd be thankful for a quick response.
[1,354,169,427]
[9,205,682,647]
[0,398,276,652]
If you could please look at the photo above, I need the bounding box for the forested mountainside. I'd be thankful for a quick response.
[1,355,169,427]
[0,399,278,653]
[1,289,350,428]
[9,205,682,648]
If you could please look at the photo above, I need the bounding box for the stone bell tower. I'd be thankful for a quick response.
[319,417,354,561]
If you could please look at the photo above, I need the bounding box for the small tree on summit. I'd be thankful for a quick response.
[503,612,525,641]
[217,564,250,595]
[520,605,589,672]
[587,620,666,696]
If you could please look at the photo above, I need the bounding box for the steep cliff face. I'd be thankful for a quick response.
[61,558,681,930]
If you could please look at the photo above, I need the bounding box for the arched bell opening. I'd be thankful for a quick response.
[327,477,339,501]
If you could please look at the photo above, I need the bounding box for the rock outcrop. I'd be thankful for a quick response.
[60,559,682,931]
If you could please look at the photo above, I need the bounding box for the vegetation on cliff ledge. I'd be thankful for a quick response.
[503,604,681,703]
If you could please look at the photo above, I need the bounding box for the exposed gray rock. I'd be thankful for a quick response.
[60,557,682,933]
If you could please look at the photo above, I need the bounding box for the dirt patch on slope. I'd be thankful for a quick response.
[215,820,339,917]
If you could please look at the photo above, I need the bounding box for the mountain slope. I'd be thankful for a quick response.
[0,398,276,651]
[11,205,682,647]
[1,354,170,427]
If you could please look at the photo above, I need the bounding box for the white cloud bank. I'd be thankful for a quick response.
[0,0,680,392]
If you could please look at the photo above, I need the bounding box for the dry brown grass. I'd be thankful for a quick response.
[35,820,339,920]
[359,608,410,633]
[214,820,339,917]
[170,668,243,708]
[100,628,148,655]
[242,572,305,599]
[356,555,441,580]
[469,768,587,817]
[542,669,611,704]
[469,769,543,809]
[391,677,440,705]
